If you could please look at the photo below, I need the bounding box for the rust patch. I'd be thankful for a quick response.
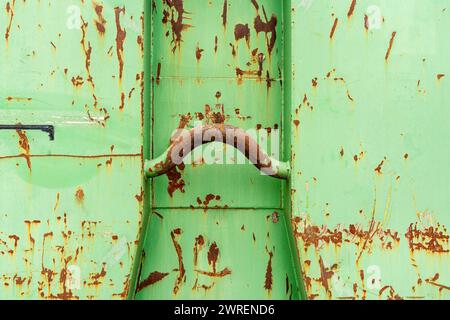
[195,44,204,61]
[234,23,250,45]
[114,7,127,81]
[93,2,107,35]
[254,6,277,55]
[71,76,84,87]
[293,217,400,252]
[162,0,192,53]
[75,187,85,203]
[207,242,220,273]
[385,31,397,61]
[437,74,445,80]
[136,272,170,292]
[405,222,449,253]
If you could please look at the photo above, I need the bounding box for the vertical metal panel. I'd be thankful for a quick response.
[289,0,450,300]
[0,0,145,299]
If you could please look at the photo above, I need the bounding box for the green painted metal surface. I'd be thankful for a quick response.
[1,0,450,300]
[0,0,146,299]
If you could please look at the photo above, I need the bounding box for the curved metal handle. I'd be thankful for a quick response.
[145,124,290,180]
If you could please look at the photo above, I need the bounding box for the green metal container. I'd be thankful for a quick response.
[1,0,450,300]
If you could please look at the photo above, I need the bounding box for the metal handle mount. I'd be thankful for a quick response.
[145,124,290,180]
[0,124,55,141]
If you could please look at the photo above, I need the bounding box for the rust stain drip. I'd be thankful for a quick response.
[264,247,273,292]
[170,228,186,295]
[254,6,277,55]
[5,0,15,42]
[136,272,170,292]
[80,18,97,110]
[93,2,107,35]
[385,31,397,61]
[16,129,31,171]
[156,62,162,84]
[364,15,369,31]
[196,194,221,211]
[405,222,449,253]
[193,235,205,267]
[195,44,204,61]
[347,0,357,18]
[318,257,338,297]
[207,242,220,273]
[75,187,85,204]
[374,158,386,175]
[114,7,127,81]
[119,92,125,111]
[162,0,192,53]
[221,0,228,28]
[329,17,338,39]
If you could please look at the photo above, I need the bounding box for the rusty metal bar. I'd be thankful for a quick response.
[145,124,290,180]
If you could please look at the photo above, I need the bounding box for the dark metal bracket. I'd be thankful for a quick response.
[0,125,55,141]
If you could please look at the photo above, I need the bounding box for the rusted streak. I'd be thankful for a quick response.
[264,248,273,291]
[385,32,397,61]
[16,129,31,171]
[170,228,186,295]
[5,0,15,42]
[221,0,228,28]
[347,0,357,18]
[114,7,127,81]
[330,18,338,39]
[193,235,205,267]
[136,272,170,292]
